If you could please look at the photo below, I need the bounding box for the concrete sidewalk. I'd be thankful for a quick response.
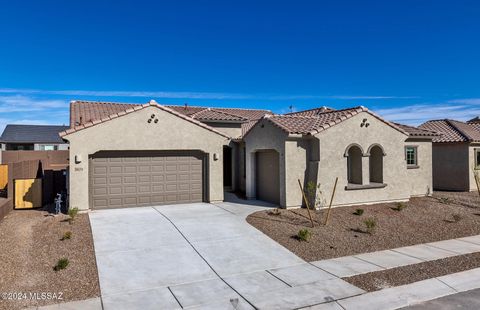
[312,234,480,278]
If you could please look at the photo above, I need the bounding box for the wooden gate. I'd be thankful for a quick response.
[0,165,7,189]
[14,178,42,209]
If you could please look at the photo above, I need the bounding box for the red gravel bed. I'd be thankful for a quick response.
[246,192,480,261]
[0,210,100,310]
[343,252,480,292]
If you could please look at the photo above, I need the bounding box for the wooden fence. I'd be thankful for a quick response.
[14,178,42,209]
[0,165,7,190]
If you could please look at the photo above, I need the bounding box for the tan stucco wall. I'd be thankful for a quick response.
[203,122,243,138]
[314,112,411,207]
[284,138,310,207]
[244,120,288,206]
[63,106,229,210]
[469,144,480,191]
[405,139,433,196]
[432,143,470,191]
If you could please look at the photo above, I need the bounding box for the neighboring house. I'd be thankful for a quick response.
[61,100,436,210]
[419,119,480,191]
[0,125,70,151]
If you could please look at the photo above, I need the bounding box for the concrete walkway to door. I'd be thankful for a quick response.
[89,194,364,309]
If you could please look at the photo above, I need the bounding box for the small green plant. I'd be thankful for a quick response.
[61,231,72,240]
[364,218,377,234]
[296,229,312,242]
[439,197,450,204]
[394,202,407,211]
[353,208,364,216]
[54,258,69,271]
[67,207,79,224]
[452,214,462,223]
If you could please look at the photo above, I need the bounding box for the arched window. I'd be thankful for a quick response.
[369,145,384,183]
[346,145,363,184]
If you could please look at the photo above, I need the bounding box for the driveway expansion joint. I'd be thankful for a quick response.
[152,207,257,310]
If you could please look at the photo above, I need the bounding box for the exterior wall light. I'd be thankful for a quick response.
[75,155,82,164]
[213,153,219,161]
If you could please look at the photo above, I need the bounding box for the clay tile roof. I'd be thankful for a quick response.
[70,101,271,127]
[262,106,407,135]
[70,100,138,127]
[419,119,480,143]
[392,122,440,138]
[189,108,247,122]
[285,106,335,117]
[62,101,230,139]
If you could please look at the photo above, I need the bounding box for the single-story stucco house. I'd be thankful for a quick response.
[61,100,437,211]
[419,118,480,191]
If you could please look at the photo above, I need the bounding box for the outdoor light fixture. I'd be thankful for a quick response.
[75,155,82,164]
[213,153,219,161]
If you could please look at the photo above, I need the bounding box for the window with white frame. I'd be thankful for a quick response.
[405,146,418,167]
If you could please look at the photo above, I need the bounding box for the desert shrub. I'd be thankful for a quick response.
[353,208,364,216]
[394,202,407,211]
[61,231,72,241]
[297,229,312,241]
[364,218,377,234]
[452,214,462,222]
[54,258,69,271]
[68,207,79,224]
[439,197,450,204]
[268,208,281,216]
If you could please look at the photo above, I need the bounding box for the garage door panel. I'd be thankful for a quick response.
[138,175,151,183]
[109,177,122,184]
[124,166,137,173]
[109,187,122,195]
[91,151,204,209]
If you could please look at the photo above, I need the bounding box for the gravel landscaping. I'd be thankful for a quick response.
[343,252,480,291]
[246,191,480,261]
[0,210,100,310]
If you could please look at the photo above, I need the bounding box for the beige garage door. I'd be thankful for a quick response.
[256,150,280,205]
[90,151,204,209]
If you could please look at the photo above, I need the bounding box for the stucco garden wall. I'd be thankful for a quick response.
[314,112,411,207]
[405,139,433,196]
[63,106,229,210]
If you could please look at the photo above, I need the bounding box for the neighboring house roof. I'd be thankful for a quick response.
[188,108,247,122]
[468,116,480,123]
[251,106,407,136]
[70,100,271,127]
[0,124,69,144]
[419,119,480,143]
[392,123,440,138]
[61,101,230,139]
[285,106,335,117]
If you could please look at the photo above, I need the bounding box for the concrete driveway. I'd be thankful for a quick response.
[89,196,363,309]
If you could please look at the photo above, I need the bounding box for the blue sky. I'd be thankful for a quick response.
[0,0,479,131]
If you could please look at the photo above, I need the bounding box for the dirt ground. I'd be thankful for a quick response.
[246,191,480,261]
[344,252,480,291]
[0,210,100,310]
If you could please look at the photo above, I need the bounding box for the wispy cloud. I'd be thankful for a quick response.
[447,98,480,105]
[0,88,415,101]
[373,102,480,126]
[0,95,67,112]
